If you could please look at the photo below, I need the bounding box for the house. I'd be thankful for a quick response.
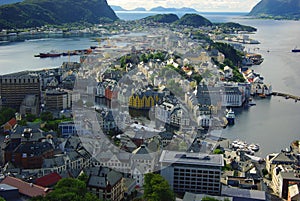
[2,118,17,134]
[85,167,124,201]
[1,176,51,198]
[35,172,62,187]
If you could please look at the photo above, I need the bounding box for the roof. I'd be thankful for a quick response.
[222,186,266,200]
[7,118,17,127]
[1,176,50,197]
[0,183,18,191]
[159,150,224,167]
[183,192,233,201]
[86,167,123,189]
[35,172,62,187]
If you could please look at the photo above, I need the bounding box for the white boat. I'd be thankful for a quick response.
[226,108,235,125]
[248,144,260,152]
[248,98,256,106]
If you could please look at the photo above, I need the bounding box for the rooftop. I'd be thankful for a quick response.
[1,176,50,198]
[159,150,224,167]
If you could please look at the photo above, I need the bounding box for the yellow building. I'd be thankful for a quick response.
[129,89,163,109]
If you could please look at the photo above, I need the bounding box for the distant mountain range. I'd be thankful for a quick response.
[249,0,300,20]
[150,6,198,12]
[110,5,198,13]
[0,0,118,29]
[0,0,23,5]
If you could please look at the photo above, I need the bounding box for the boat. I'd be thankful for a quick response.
[248,98,256,106]
[35,51,62,58]
[258,94,266,98]
[292,47,300,53]
[248,144,260,152]
[226,108,235,125]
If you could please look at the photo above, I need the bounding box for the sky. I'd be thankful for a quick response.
[107,0,261,12]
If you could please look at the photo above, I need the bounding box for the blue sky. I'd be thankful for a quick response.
[107,0,261,12]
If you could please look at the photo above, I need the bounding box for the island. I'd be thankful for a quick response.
[150,6,198,12]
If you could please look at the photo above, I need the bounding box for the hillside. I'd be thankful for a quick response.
[174,14,212,27]
[0,0,118,29]
[249,0,300,19]
[142,14,179,23]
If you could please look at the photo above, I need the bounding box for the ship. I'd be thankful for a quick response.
[292,47,300,53]
[34,52,61,58]
[226,108,235,125]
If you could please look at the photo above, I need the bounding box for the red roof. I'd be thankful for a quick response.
[7,118,17,127]
[35,172,62,187]
[1,176,50,197]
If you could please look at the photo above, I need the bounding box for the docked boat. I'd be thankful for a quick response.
[226,108,235,125]
[292,47,300,53]
[248,98,256,106]
[248,144,260,152]
[35,52,61,58]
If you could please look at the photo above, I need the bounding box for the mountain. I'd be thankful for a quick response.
[249,0,300,19]
[174,14,212,27]
[0,0,23,5]
[110,5,127,11]
[150,6,198,12]
[0,0,119,29]
[142,14,179,23]
[132,7,146,11]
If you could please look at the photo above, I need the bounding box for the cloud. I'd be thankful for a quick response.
[107,0,261,12]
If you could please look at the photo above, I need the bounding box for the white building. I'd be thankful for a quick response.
[160,150,224,195]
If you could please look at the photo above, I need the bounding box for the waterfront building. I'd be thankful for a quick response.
[0,72,41,111]
[160,150,224,195]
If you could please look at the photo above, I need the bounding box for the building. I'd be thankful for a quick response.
[0,184,19,201]
[1,176,51,198]
[58,121,77,138]
[44,89,69,111]
[0,72,41,111]
[4,128,54,169]
[160,150,224,195]
[85,167,124,201]
[129,88,164,110]
[221,185,266,201]
[20,94,40,116]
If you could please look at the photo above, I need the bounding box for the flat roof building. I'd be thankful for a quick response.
[160,150,224,196]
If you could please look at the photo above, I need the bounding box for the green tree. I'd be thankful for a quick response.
[0,196,5,201]
[0,107,16,126]
[31,178,101,201]
[26,114,37,122]
[144,173,175,201]
[40,111,54,122]
[213,149,224,154]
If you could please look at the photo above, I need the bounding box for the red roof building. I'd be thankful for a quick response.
[35,172,62,187]
[1,176,51,198]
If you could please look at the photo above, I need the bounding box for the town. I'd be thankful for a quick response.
[0,17,299,201]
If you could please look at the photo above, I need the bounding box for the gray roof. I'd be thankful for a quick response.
[222,186,266,200]
[183,192,233,201]
[86,167,122,188]
[159,150,224,167]
[280,172,300,181]
[0,183,18,191]
[272,152,297,164]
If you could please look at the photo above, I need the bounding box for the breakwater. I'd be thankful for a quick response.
[272,92,300,101]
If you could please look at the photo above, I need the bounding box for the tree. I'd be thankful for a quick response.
[40,111,54,122]
[0,107,16,126]
[213,149,224,154]
[144,173,175,201]
[31,178,101,201]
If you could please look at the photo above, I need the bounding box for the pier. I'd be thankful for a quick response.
[272,92,300,101]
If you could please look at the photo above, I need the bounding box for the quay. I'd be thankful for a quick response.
[272,91,300,101]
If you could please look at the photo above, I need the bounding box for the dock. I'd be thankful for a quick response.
[272,92,300,101]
